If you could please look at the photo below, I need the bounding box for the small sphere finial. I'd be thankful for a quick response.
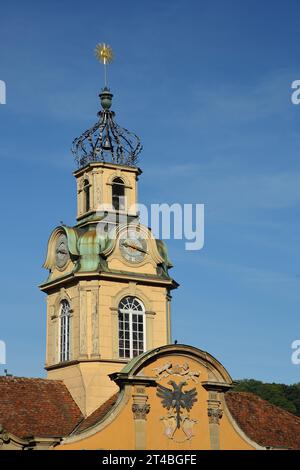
[99,87,113,110]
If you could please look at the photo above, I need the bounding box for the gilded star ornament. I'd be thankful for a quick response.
[95,43,114,64]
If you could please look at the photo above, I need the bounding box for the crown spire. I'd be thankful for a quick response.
[94,43,114,88]
[71,44,142,169]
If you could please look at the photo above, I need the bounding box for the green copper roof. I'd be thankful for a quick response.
[119,344,233,385]
[42,223,175,285]
[76,228,111,272]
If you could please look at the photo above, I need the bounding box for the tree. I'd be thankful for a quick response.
[233,379,300,416]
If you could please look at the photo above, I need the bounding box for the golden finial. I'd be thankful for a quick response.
[95,43,114,65]
[95,43,114,88]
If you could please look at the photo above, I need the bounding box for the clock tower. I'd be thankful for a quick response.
[40,46,178,416]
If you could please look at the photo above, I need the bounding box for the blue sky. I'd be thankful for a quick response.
[1,0,300,383]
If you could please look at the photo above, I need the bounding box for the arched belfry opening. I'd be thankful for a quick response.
[112,177,125,210]
[83,179,90,212]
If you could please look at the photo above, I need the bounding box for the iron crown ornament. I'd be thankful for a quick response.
[71,44,143,169]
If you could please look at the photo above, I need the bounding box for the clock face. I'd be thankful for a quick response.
[119,230,148,264]
[55,234,69,268]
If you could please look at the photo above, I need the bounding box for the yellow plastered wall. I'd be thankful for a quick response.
[47,278,170,415]
[142,356,211,450]
[46,279,169,364]
[99,280,169,359]
[57,390,135,450]
[141,355,255,450]
[56,354,256,450]
[74,162,140,220]
[47,362,121,417]
[45,284,80,367]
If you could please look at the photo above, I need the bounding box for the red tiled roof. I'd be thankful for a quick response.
[226,391,300,449]
[74,393,119,434]
[0,376,83,439]
[2,376,300,449]
[74,390,300,450]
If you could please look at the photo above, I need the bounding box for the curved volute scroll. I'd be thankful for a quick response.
[43,226,79,272]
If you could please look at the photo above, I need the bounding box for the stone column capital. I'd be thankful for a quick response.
[132,403,150,420]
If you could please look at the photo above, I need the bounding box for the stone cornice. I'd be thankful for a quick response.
[73,161,142,178]
[109,372,157,388]
[40,270,178,292]
[45,358,128,371]
[202,381,233,392]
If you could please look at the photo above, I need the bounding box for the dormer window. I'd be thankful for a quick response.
[112,177,125,210]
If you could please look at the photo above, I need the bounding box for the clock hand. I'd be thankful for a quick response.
[122,241,147,254]
[122,241,140,251]
[57,249,67,255]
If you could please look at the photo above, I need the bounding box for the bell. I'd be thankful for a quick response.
[103,136,112,151]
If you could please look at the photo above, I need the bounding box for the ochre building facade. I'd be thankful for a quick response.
[0,81,297,451]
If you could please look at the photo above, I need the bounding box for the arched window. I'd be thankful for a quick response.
[118,296,145,359]
[112,177,125,211]
[60,300,71,362]
[83,179,90,212]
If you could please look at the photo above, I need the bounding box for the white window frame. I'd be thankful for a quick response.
[118,296,146,359]
[59,300,71,362]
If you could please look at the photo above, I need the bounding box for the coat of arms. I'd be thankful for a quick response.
[156,380,198,441]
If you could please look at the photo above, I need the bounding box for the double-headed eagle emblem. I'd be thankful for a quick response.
[156,380,197,430]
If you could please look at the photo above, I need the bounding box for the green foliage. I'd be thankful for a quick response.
[233,379,300,416]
